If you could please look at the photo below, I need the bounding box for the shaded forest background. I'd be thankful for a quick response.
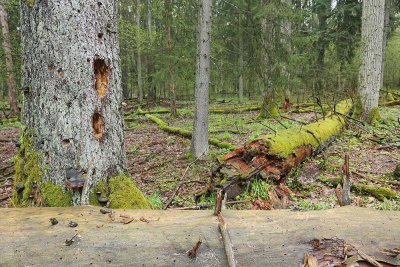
[1,0,400,105]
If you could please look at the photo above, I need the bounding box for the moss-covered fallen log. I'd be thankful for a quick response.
[209,105,260,114]
[381,100,400,107]
[213,99,353,194]
[320,177,398,200]
[144,113,236,150]
[137,107,171,115]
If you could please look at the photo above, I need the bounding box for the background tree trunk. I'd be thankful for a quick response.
[0,1,18,116]
[191,0,212,157]
[20,0,127,205]
[136,0,143,102]
[238,12,244,103]
[164,0,176,115]
[359,0,385,116]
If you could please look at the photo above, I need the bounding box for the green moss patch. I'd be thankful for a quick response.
[108,173,151,209]
[26,0,35,8]
[89,180,108,206]
[41,181,72,207]
[366,107,382,125]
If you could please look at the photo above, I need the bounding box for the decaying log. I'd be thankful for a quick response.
[212,100,353,197]
[144,113,236,150]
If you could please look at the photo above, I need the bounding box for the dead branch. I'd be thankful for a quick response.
[187,238,202,259]
[218,214,236,267]
[163,157,201,209]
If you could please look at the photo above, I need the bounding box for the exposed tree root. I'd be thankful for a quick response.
[212,99,353,198]
[144,113,236,150]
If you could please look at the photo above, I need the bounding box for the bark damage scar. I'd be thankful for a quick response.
[94,58,109,98]
[92,112,104,140]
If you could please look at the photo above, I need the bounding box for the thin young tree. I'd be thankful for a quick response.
[191,0,212,157]
[0,0,18,115]
[359,0,385,119]
[136,0,144,103]
[164,0,176,115]
[15,0,148,208]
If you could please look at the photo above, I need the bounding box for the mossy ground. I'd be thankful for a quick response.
[2,99,399,211]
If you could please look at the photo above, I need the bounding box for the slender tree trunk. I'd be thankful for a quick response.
[146,0,156,102]
[136,0,143,102]
[0,1,18,116]
[18,0,137,206]
[359,0,385,116]
[259,0,278,118]
[164,0,176,115]
[380,0,391,89]
[238,13,244,103]
[192,0,212,157]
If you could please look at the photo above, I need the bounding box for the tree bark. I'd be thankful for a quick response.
[136,0,143,102]
[359,0,385,116]
[0,1,18,116]
[191,0,212,157]
[146,0,156,101]
[259,0,277,118]
[19,0,129,205]
[164,0,176,115]
[238,13,244,103]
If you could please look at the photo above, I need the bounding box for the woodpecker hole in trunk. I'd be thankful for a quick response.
[62,139,71,147]
[94,59,109,98]
[92,112,104,140]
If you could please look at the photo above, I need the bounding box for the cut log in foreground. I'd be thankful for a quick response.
[213,99,353,196]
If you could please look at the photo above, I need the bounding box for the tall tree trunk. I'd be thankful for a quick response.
[146,0,156,102]
[238,12,244,103]
[191,0,212,157]
[380,0,391,89]
[0,1,18,116]
[136,0,143,102]
[359,0,385,116]
[17,0,147,207]
[259,0,278,118]
[164,0,176,115]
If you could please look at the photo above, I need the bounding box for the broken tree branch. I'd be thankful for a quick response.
[218,213,236,267]
[163,157,201,210]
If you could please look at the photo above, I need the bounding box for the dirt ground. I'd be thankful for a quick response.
[0,102,399,210]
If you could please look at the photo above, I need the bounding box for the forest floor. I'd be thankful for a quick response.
[0,100,399,211]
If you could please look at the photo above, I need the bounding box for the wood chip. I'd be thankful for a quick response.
[302,252,318,267]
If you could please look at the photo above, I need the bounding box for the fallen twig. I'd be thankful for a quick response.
[65,233,79,246]
[187,238,202,258]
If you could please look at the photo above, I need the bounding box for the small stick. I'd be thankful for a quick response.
[163,157,201,209]
[187,238,202,258]
[218,214,236,267]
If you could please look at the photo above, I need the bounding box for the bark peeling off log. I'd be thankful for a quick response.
[214,100,353,192]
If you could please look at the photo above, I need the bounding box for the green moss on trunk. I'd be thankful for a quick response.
[108,173,151,209]
[41,182,72,207]
[26,0,35,7]
[366,107,382,125]
[12,129,44,206]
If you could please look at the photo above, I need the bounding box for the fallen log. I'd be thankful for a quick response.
[381,100,400,107]
[212,99,353,197]
[144,113,236,150]
[320,177,398,201]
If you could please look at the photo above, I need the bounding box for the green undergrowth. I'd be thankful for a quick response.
[256,99,352,158]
